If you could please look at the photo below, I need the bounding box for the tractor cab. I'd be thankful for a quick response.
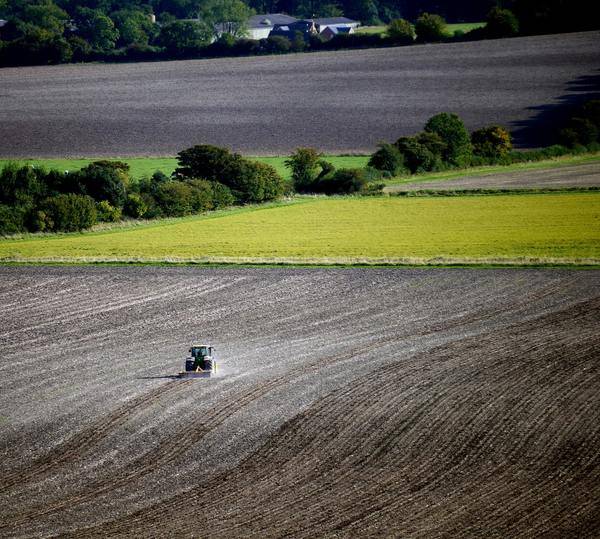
[180,343,217,377]
[190,345,213,360]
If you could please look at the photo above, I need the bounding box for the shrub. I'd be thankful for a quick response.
[285,148,323,193]
[96,200,122,222]
[75,161,128,207]
[154,181,194,217]
[415,131,446,162]
[559,118,599,147]
[424,112,473,167]
[395,136,438,173]
[415,13,447,42]
[42,193,97,231]
[175,144,237,183]
[211,182,235,208]
[185,178,216,212]
[123,193,148,218]
[225,160,284,203]
[471,125,513,159]
[175,144,284,204]
[368,142,404,175]
[264,35,291,53]
[0,163,47,206]
[313,168,367,194]
[581,100,600,128]
[387,18,415,44]
[485,7,520,38]
[0,204,26,235]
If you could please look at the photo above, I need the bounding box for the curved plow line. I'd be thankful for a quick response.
[55,335,409,538]
[335,345,600,535]
[0,379,193,494]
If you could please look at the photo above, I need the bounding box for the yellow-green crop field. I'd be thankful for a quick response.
[1,193,599,266]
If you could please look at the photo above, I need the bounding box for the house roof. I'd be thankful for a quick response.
[322,25,352,35]
[248,13,297,28]
[314,17,357,25]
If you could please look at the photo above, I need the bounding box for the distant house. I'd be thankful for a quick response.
[313,17,359,33]
[270,19,318,41]
[247,13,297,40]
[215,13,359,42]
[320,25,354,40]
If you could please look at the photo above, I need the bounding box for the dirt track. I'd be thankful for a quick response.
[0,266,598,538]
[0,31,599,157]
[387,161,600,191]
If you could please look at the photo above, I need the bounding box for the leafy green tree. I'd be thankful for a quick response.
[175,144,238,182]
[75,161,128,207]
[285,147,323,193]
[123,193,148,218]
[395,136,437,173]
[211,181,235,207]
[41,193,97,231]
[0,163,47,206]
[185,178,216,211]
[485,7,519,38]
[313,168,366,194]
[96,200,122,221]
[368,142,404,174]
[158,20,211,53]
[23,2,69,33]
[155,180,194,216]
[200,0,253,39]
[415,12,447,42]
[471,125,512,159]
[74,7,119,52]
[111,9,158,46]
[387,18,414,44]
[424,112,472,167]
[0,204,26,235]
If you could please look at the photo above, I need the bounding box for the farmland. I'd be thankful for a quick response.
[386,159,600,191]
[0,31,598,157]
[0,266,598,537]
[1,193,599,265]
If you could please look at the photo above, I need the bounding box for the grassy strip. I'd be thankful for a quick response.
[383,152,600,187]
[2,260,598,269]
[1,194,598,264]
[354,22,484,37]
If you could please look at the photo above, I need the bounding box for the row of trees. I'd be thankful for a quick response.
[366,101,600,177]
[0,147,286,234]
[2,0,598,66]
[2,101,599,235]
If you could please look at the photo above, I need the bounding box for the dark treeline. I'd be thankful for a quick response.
[0,0,598,67]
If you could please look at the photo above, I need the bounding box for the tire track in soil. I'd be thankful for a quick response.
[1,333,406,532]
[0,379,193,492]
[69,296,600,538]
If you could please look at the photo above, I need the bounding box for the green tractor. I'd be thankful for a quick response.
[178,344,217,378]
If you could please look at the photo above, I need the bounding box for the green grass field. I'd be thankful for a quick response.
[355,22,484,37]
[0,155,370,181]
[446,22,485,34]
[1,193,598,265]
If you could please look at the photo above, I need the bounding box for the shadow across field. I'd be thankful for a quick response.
[511,71,600,148]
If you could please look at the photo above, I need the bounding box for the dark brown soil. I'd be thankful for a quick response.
[0,31,599,157]
[0,267,598,538]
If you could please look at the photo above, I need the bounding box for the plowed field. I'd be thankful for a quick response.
[1,266,598,537]
[1,31,599,157]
